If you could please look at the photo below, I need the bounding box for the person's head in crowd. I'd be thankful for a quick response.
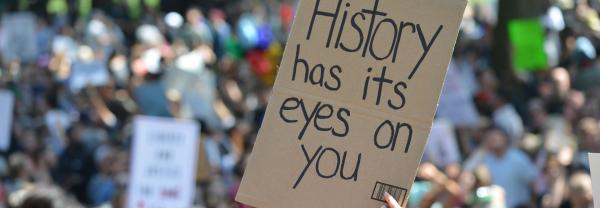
[580,96,600,119]
[210,9,226,24]
[20,195,53,208]
[489,90,510,110]
[65,124,83,147]
[528,98,548,133]
[544,153,565,178]
[186,7,205,25]
[44,85,61,111]
[578,117,600,151]
[573,36,597,68]
[474,69,499,116]
[564,90,586,122]
[478,70,498,92]
[482,127,510,157]
[19,130,39,155]
[135,24,164,47]
[551,67,571,98]
[8,153,30,181]
[94,146,116,176]
[568,172,593,208]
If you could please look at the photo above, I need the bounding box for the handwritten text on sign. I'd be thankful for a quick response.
[237,0,466,206]
[282,0,441,188]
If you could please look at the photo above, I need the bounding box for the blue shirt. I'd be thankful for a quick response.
[484,148,538,208]
[134,81,171,117]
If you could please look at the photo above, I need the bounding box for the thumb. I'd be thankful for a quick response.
[383,192,401,208]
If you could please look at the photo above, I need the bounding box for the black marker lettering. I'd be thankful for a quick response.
[362,67,372,100]
[335,3,351,49]
[293,144,323,189]
[325,65,342,91]
[307,0,342,48]
[388,81,407,110]
[409,24,443,79]
[314,104,334,131]
[361,0,387,57]
[298,101,321,140]
[293,44,309,82]
[333,108,350,137]
[392,21,416,63]
[340,12,365,52]
[374,120,396,150]
[372,66,393,105]
[316,147,341,178]
[339,151,361,181]
[279,97,300,123]
[310,64,326,87]
[369,18,398,60]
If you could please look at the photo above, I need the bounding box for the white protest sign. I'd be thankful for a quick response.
[0,90,14,151]
[69,61,110,93]
[436,60,480,128]
[1,12,38,63]
[589,153,600,208]
[127,116,200,208]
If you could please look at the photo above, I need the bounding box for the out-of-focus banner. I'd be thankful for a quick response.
[1,12,37,63]
[127,116,200,208]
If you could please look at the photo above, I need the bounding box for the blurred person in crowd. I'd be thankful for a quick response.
[422,118,461,169]
[490,92,524,145]
[539,151,570,207]
[183,7,213,48]
[20,195,53,208]
[132,71,171,117]
[53,124,95,204]
[87,145,117,206]
[479,127,538,208]
[566,172,594,208]
[4,153,32,194]
[43,85,72,156]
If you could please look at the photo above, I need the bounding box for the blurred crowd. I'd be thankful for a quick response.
[0,0,292,207]
[413,0,600,207]
[0,0,598,208]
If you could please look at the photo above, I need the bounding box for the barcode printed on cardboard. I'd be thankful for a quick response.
[370,182,407,204]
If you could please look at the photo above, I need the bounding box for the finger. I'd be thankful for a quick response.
[384,192,401,208]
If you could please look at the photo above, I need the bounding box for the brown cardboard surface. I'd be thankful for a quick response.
[196,137,212,183]
[236,0,466,207]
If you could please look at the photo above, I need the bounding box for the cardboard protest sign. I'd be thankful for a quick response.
[589,153,600,207]
[1,12,38,63]
[508,18,548,71]
[127,116,200,208]
[69,61,110,93]
[0,90,14,151]
[236,0,466,207]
